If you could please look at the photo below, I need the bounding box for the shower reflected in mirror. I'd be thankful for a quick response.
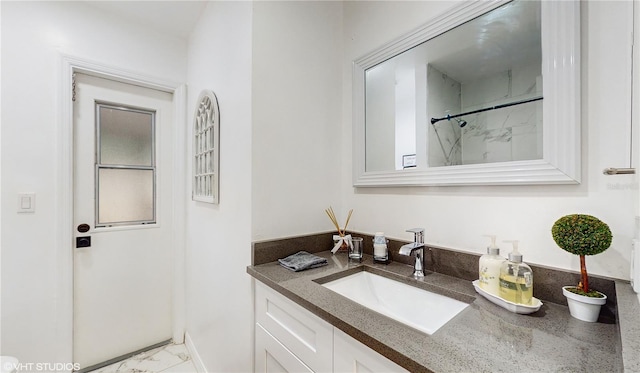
[431,116,465,167]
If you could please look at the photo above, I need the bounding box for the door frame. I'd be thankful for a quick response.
[57,54,187,366]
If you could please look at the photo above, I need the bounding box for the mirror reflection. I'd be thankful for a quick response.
[365,0,542,172]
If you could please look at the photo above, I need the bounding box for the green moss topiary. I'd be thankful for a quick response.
[552,214,612,256]
[551,214,612,294]
[564,287,603,298]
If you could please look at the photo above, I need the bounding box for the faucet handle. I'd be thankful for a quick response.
[406,228,424,243]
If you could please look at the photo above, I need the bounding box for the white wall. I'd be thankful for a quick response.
[341,1,636,280]
[186,2,343,370]
[394,65,417,170]
[1,0,187,365]
[252,1,343,241]
[184,2,253,371]
[365,62,396,172]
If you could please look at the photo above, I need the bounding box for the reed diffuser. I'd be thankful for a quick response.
[325,207,353,253]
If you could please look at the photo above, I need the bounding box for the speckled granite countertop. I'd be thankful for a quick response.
[617,283,640,372]
[247,251,637,373]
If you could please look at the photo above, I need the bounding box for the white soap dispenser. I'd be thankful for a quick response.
[478,235,504,296]
[499,240,533,305]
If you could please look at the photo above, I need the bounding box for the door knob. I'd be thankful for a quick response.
[77,223,90,233]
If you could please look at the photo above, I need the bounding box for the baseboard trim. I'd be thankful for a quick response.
[185,332,207,373]
[76,339,171,373]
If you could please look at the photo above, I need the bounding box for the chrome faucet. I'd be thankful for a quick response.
[399,228,425,278]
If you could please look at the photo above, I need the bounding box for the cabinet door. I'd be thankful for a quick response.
[333,329,408,373]
[255,282,333,373]
[256,323,314,373]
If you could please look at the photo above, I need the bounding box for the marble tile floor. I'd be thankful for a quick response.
[88,343,197,373]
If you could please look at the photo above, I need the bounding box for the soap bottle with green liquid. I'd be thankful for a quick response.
[499,240,533,305]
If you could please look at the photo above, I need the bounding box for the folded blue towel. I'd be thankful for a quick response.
[278,251,328,272]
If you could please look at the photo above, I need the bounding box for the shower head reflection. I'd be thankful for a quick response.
[455,118,467,128]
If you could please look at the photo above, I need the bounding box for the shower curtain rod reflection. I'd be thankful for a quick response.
[430,96,543,125]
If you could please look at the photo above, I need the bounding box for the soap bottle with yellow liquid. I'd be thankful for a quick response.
[499,240,533,305]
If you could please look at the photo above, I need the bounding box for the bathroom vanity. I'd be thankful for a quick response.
[254,279,408,372]
[248,243,632,372]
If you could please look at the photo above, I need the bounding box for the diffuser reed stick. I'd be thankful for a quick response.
[324,206,353,236]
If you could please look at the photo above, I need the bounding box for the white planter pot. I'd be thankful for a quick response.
[562,286,607,322]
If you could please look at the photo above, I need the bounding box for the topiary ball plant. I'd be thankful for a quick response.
[551,214,612,297]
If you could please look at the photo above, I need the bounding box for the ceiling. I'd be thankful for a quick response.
[83,1,208,39]
[370,0,541,86]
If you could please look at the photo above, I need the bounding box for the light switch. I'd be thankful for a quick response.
[21,196,31,209]
[18,193,35,213]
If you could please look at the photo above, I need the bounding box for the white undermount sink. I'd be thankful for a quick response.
[322,271,469,335]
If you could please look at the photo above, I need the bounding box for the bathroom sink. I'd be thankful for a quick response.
[321,271,468,335]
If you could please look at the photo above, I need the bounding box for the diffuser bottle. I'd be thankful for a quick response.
[499,240,533,305]
[478,235,504,296]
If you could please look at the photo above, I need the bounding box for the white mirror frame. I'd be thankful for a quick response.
[353,0,580,187]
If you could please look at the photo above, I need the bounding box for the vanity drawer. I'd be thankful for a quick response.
[255,323,313,373]
[334,328,408,373]
[255,282,333,373]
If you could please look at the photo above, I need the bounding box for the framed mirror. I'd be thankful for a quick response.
[193,90,220,203]
[353,0,580,186]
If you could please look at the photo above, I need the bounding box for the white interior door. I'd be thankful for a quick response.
[73,73,174,370]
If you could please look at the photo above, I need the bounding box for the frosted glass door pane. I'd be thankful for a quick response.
[98,168,154,225]
[99,106,153,166]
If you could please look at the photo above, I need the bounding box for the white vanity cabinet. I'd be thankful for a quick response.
[254,281,408,373]
[333,329,408,373]
[255,323,313,373]
[255,282,333,373]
